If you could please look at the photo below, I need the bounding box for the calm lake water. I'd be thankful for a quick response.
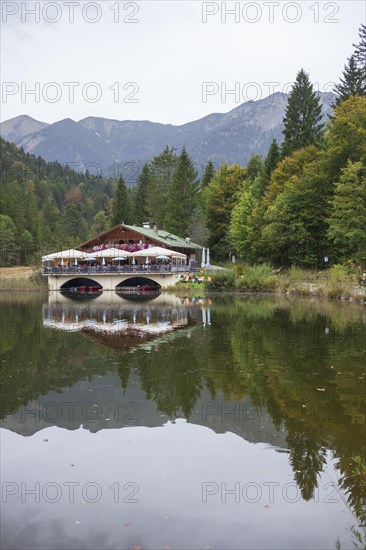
[1,292,365,550]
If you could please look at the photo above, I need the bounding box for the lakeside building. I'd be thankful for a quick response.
[42,223,207,292]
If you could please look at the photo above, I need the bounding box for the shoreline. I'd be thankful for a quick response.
[0,267,365,303]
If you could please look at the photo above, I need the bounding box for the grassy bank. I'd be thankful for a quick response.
[0,267,48,291]
[207,264,366,302]
[172,264,366,303]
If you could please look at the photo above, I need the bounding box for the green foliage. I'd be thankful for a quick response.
[204,163,246,259]
[323,96,366,181]
[262,139,280,186]
[133,163,151,224]
[334,55,365,106]
[235,264,277,291]
[165,147,199,235]
[90,209,109,236]
[248,146,321,262]
[327,160,366,259]
[329,264,352,284]
[0,214,18,266]
[0,138,115,259]
[229,189,256,259]
[353,23,366,84]
[244,155,263,181]
[146,146,177,226]
[205,270,236,290]
[201,160,216,189]
[282,69,324,158]
[111,176,131,226]
[261,167,330,266]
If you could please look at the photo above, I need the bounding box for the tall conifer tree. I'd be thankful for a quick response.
[334,55,365,105]
[353,23,366,79]
[165,147,199,235]
[111,176,130,226]
[201,160,216,189]
[282,69,324,158]
[134,163,151,224]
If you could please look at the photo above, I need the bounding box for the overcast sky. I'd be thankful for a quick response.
[1,0,365,125]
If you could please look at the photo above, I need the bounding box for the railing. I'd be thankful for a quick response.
[42,265,197,275]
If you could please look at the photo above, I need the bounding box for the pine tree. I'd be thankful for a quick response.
[201,160,216,189]
[111,176,130,226]
[146,146,177,227]
[165,147,199,235]
[282,69,324,158]
[263,139,280,183]
[245,155,263,181]
[134,163,151,224]
[334,55,365,105]
[353,24,366,79]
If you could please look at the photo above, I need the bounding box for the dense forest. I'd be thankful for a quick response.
[0,24,365,269]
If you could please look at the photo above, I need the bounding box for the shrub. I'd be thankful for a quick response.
[235,264,278,292]
[329,264,351,284]
[205,270,235,291]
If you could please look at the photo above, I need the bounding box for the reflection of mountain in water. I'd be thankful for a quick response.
[1,371,288,449]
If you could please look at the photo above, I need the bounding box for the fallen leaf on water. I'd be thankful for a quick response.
[134,546,141,550]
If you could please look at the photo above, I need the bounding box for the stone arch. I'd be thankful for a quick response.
[115,277,161,291]
[60,277,103,291]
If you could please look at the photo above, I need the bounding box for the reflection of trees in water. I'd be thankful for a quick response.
[1,295,365,525]
[286,430,327,501]
[209,297,366,518]
[336,454,366,545]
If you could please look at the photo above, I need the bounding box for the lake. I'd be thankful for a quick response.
[1,292,365,550]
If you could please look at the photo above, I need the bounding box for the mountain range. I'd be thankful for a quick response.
[0,92,335,181]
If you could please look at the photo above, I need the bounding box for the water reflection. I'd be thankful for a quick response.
[1,293,365,547]
[43,292,205,352]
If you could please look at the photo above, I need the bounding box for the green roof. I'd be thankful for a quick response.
[123,224,203,250]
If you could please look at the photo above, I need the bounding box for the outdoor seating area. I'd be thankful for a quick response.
[43,264,182,274]
[42,246,191,274]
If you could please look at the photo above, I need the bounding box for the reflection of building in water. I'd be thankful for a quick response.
[42,295,211,351]
[48,289,184,306]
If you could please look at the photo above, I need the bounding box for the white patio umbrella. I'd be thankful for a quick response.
[86,248,131,259]
[102,257,106,266]
[131,247,186,260]
[42,249,88,262]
